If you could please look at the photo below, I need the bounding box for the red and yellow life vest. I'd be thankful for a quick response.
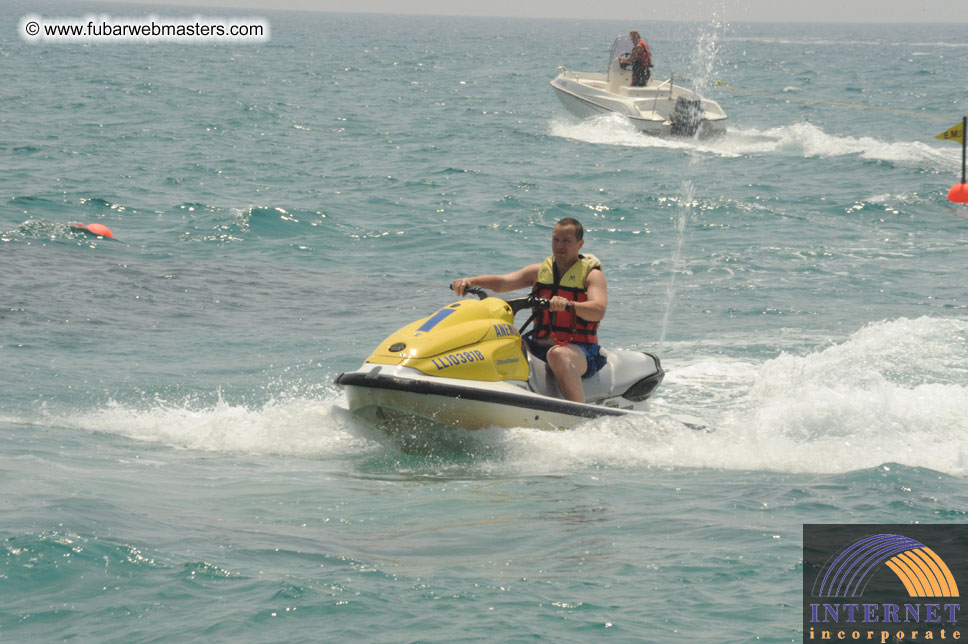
[531,254,602,345]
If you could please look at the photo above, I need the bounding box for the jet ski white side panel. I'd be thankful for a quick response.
[526,348,663,404]
[338,364,649,431]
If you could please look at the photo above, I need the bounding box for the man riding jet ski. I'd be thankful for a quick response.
[452,217,607,404]
[336,218,664,431]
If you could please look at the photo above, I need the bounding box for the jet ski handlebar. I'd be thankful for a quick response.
[509,295,572,315]
[449,285,568,316]
[450,284,489,300]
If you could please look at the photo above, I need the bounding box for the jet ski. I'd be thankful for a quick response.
[336,286,664,431]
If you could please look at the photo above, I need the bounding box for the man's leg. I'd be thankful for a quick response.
[546,344,588,403]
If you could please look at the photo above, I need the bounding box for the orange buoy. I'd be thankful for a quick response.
[71,223,114,238]
[948,183,968,204]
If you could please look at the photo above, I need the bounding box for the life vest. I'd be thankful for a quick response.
[531,254,602,345]
[630,42,652,87]
[633,41,652,68]
[640,42,652,68]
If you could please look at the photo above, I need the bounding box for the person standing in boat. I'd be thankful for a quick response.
[631,43,651,86]
[621,30,652,87]
[451,218,607,404]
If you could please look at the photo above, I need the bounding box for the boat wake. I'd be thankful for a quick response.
[528,316,968,475]
[9,317,965,477]
[550,117,958,169]
[726,122,956,166]
[550,114,717,153]
[18,391,381,459]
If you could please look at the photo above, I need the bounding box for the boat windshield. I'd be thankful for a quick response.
[608,35,634,71]
[606,34,651,72]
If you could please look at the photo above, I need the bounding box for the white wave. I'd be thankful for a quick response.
[724,37,882,47]
[908,42,968,49]
[550,117,958,168]
[51,393,381,458]
[487,317,968,476]
[867,192,925,205]
[551,114,691,149]
[549,115,741,157]
[17,319,968,476]
[713,122,959,167]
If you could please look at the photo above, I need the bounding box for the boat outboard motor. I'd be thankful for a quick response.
[670,97,704,136]
[669,96,702,136]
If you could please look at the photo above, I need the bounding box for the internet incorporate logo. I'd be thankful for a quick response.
[804,525,966,643]
[816,533,959,599]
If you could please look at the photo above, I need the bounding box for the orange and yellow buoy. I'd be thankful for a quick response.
[936,117,967,203]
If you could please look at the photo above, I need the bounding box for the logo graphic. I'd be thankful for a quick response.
[804,525,967,643]
[816,533,959,599]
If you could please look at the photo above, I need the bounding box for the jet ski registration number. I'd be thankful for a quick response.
[431,350,486,371]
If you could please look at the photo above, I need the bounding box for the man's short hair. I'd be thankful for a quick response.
[555,217,584,241]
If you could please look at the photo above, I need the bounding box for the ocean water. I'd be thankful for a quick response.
[2,3,968,642]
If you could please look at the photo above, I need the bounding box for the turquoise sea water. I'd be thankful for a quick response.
[2,3,968,641]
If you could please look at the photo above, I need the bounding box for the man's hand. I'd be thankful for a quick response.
[451,278,472,296]
[548,296,573,312]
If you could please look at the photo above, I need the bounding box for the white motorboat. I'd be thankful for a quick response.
[550,35,727,137]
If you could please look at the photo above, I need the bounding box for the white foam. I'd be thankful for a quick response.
[725,122,957,166]
[16,319,967,476]
[550,114,698,150]
[483,317,968,476]
[53,393,380,458]
[550,116,960,169]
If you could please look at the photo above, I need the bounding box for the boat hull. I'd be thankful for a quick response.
[551,82,617,121]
